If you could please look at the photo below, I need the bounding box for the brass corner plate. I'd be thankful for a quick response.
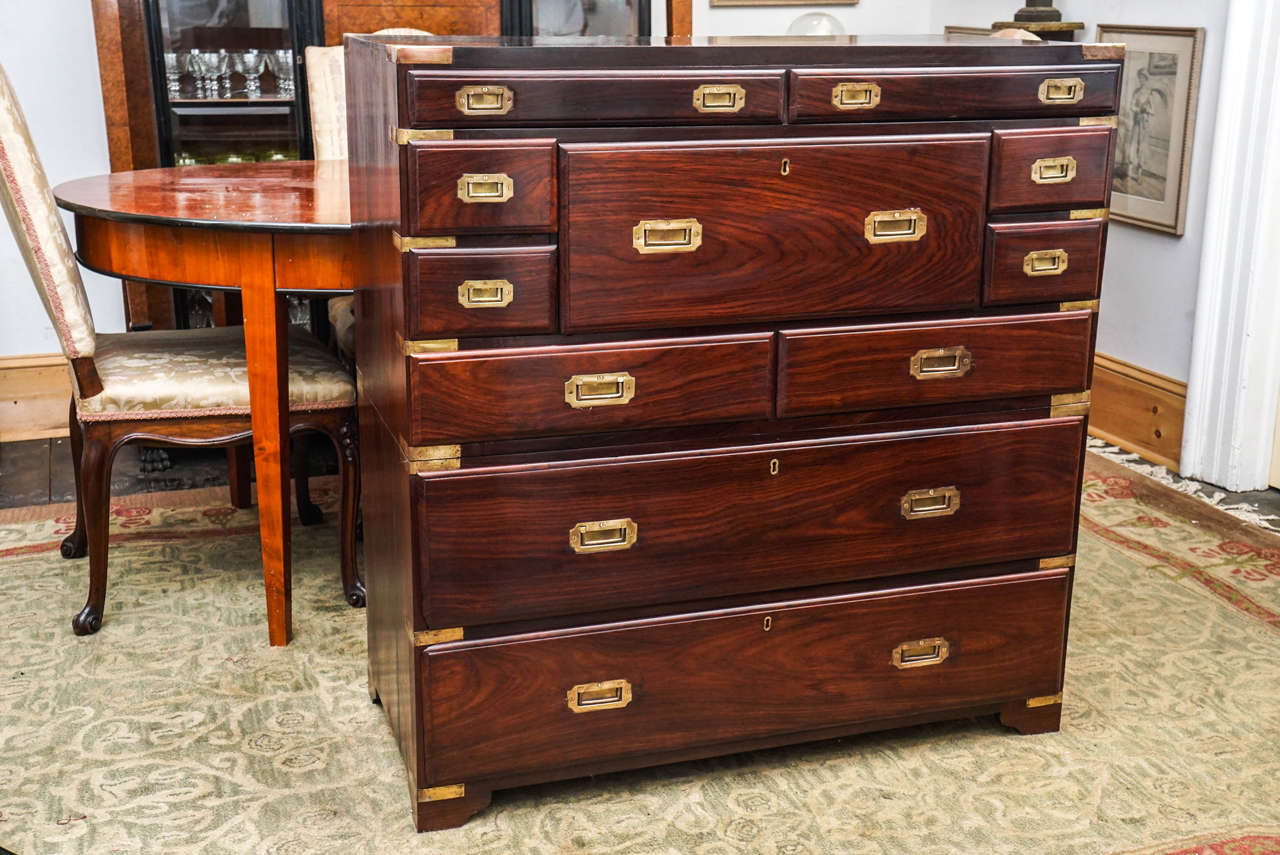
[458,279,514,308]
[909,346,973,380]
[1069,208,1110,221]
[633,218,702,254]
[1050,390,1091,418]
[455,84,514,116]
[569,518,638,553]
[387,45,454,65]
[1024,248,1069,278]
[1082,43,1126,61]
[891,637,950,669]
[412,626,464,647]
[392,127,454,145]
[1026,692,1064,708]
[1038,554,1076,570]
[1079,115,1119,128]
[900,486,961,519]
[401,441,462,474]
[566,679,633,713]
[399,336,459,355]
[864,209,927,244]
[564,372,635,408]
[1031,156,1078,185]
[457,173,514,204]
[831,81,881,111]
[693,83,746,113]
[1038,77,1085,105]
[417,784,466,802]
[1059,299,1100,313]
[392,232,457,252]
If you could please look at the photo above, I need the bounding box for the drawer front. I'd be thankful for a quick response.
[561,135,990,332]
[985,218,1105,305]
[425,570,1069,782]
[989,126,1114,213]
[778,311,1093,418]
[417,418,1084,625]
[406,333,774,444]
[789,67,1120,122]
[403,139,556,235]
[404,245,557,338]
[405,70,786,126]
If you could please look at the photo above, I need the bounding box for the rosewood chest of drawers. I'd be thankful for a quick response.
[345,34,1121,832]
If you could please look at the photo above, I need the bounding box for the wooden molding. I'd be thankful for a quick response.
[0,354,72,442]
[1089,353,1187,472]
[667,0,692,38]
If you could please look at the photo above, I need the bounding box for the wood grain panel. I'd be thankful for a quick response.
[425,570,1068,782]
[988,126,1114,212]
[324,0,500,44]
[984,218,1105,305]
[404,244,557,337]
[74,217,274,290]
[274,231,366,291]
[416,419,1084,626]
[407,333,774,444]
[560,135,990,332]
[778,311,1093,418]
[1089,353,1186,470]
[404,139,557,234]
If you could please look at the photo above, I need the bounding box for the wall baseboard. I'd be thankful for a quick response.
[1089,353,1187,472]
[0,354,71,442]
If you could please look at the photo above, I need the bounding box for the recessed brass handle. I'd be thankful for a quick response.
[454,84,514,115]
[564,372,635,408]
[633,218,702,254]
[909,346,973,380]
[1038,77,1085,105]
[892,637,951,669]
[1023,249,1070,277]
[456,173,514,204]
[831,81,881,110]
[693,84,746,113]
[456,279,513,308]
[1031,156,1077,185]
[569,518,638,554]
[566,679,633,713]
[864,209,928,244]
[900,486,961,519]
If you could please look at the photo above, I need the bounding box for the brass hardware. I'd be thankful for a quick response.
[1082,43,1126,61]
[564,372,636,408]
[566,679,633,713]
[1031,156,1078,185]
[1059,299,1100,312]
[416,784,466,802]
[864,209,928,244]
[455,84,513,116]
[1051,390,1092,417]
[900,486,961,519]
[632,218,703,254]
[399,335,459,355]
[401,441,462,473]
[1070,208,1109,221]
[393,233,457,251]
[831,81,882,111]
[1026,692,1064,708]
[762,616,773,632]
[392,127,454,145]
[891,637,951,669]
[1038,77,1085,105]
[909,346,973,380]
[769,458,780,476]
[457,279,514,308]
[569,518,638,554]
[1079,115,1118,128]
[457,173,514,204]
[387,44,453,65]
[780,158,790,176]
[692,83,746,113]
[412,626,464,647]
[1023,249,1070,278]
[1039,554,1076,570]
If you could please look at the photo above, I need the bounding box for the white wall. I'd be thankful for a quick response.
[697,0,933,38]
[0,0,123,358]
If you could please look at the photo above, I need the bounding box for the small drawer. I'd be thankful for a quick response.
[405,333,774,445]
[789,67,1121,122]
[985,218,1106,305]
[403,139,556,235]
[422,569,1069,783]
[416,418,1084,625]
[778,311,1093,418]
[403,69,786,126]
[403,245,557,338]
[989,126,1114,213]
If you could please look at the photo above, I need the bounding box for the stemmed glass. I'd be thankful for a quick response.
[186,49,213,98]
[231,50,265,99]
[266,49,295,98]
[163,51,181,97]
[212,49,232,99]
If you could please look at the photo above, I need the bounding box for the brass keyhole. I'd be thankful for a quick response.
[769,458,780,475]
[780,158,791,176]
[763,616,773,632]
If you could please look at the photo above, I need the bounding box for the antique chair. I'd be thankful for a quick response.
[0,64,363,635]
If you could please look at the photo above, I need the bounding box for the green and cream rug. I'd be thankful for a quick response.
[1,455,1278,854]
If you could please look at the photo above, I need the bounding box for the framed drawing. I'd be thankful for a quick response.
[943,26,994,37]
[1097,24,1205,235]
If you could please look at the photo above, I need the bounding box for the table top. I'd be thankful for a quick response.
[53,161,351,234]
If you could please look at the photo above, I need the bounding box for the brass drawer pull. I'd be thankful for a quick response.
[892,637,951,669]
[456,173,514,203]
[569,518,638,554]
[457,279,513,308]
[564,371,636,408]
[455,84,513,115]
[633,218,702,254]
[909,346,973,380]
[566,679,633,713]
[1031,156,1077,185]
[1023,249,1070,277]
[693,84,746,113]
[831,81,881,110]
[1038,77,1085,105]
[900,486,961,519]
[864,209,927,244]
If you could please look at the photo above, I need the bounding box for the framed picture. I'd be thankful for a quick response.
[943,26,994,37]
[1097,24,1205,235]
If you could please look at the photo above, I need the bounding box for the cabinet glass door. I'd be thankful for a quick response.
[524,0,650,37]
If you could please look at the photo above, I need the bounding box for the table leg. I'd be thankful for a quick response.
[243,286,292,645]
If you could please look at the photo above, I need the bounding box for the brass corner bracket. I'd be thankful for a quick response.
[1079,115,1118,128]
[392,232,457,252]
[401,440,462,473]
[398,335,459,356]
[391,127,455,145]
[417,784,466,802]
[1059,299,1100,313]
[386,44,454,65]
[1038,554,1076,571]
[1026,692,1064,708]
[1082,43,1126,61]
[412,626,464,647]
[1050,390,1091,418]
[1069,208,1110,222]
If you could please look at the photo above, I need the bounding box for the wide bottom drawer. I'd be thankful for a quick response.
[424,569,1069,784]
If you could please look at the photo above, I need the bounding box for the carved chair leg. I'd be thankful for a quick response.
[227,444,252,509]
[293,433,324,526]
[72,427,117,635]
[337,418,365,607]
[60,398,88,559]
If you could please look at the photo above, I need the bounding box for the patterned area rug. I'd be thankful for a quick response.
[1,458,1278,855]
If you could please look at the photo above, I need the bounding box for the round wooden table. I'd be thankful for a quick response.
[54,161,361,646]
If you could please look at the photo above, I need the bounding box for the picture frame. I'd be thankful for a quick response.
[943,26,994,37]
[1097,24,1205,235]
[709,0,856,8]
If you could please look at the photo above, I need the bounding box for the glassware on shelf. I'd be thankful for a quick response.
[231,50,266,99]
[214,49,232,99]
[163,51,181,97]
[266,49,295,99]
[186,49,212,98]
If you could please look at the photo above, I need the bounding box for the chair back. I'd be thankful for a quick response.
[0,64,96,359]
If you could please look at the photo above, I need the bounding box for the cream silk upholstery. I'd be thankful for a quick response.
[0,64,96,359]
[78,326,355,420]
